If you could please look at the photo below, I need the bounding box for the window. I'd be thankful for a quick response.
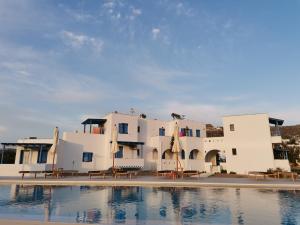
[196,129,201,137]
[119,123,128,134]
[19,150,24,164]
[37,150,48,163]
[230,124,235,131]
[159,127,165,136]
[137,126,140,133]
[180,128,185,136]
[82,152,93,162]
[181,128,193,137]
[115,146,123,158]
[232,148,237,155]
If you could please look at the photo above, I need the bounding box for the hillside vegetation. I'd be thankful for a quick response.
[280,125,300,139]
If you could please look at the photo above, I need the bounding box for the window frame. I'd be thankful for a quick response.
[119,123,129,134]
[196,129,201,137]
[82,152,93,162]
[159,127,165,136]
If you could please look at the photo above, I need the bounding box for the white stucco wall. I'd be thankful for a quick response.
[223,114,276,174]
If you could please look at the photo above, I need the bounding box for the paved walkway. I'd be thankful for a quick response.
[0,176,299,189]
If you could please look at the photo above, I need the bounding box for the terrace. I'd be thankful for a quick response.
[81,118,106,134]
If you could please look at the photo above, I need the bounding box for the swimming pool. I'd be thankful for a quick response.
[0,185,299,224]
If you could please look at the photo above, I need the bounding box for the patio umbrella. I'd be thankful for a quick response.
[172,122,181,173]
[111,124,118,173]
[49,127,59,171]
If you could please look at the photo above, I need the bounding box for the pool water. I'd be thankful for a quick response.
[0,185,299,225]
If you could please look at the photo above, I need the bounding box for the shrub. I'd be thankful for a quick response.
[221,169,227,174]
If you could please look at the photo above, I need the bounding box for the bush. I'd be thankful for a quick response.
[229,171,236,174]
[221,169,227,174]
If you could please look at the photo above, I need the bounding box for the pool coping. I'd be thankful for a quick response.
[0,179,300,189]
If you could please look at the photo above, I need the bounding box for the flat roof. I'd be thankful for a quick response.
[1,143,52,147]
[81,118,107,125]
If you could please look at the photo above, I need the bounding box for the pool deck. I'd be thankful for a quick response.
[0,176,299,189]
[0,220,78,225]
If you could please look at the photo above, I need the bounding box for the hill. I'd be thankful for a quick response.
[280,125,300,139]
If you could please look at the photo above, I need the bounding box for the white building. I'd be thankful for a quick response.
[0,112,290,176]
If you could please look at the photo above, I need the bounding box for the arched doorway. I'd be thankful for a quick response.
[189,149,203,160]
[162,149,173,159]
[205,150,221,166]
[205,150,222,173]
[152,148,158,160]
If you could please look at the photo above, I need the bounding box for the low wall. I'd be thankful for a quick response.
[274,160,291,172]
[0,164,21,176]
[0,164,53,177]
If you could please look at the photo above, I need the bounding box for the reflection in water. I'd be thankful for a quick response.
[279,190,300,225]
[0,185,299,224]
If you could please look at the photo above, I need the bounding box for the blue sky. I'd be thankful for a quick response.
[0,0,300,141]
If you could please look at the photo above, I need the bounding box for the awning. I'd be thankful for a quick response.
[110,141,144,146]
[81,118,107,125]
[269,117,284,126]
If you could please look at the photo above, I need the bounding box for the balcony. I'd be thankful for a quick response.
[115,158,144,168]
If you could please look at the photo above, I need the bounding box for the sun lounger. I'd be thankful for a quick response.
[181,170,202,178]
[113,169,138,179]
[88,170,108,179]
[19,171,44,179]
[248,171,268,179]
[44,168,64,179]
[157,170,173,176]
[277,172,298,182]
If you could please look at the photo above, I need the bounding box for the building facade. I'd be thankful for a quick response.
[0,112,290,176]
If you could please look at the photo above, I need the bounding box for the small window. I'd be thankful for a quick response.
[115,146,123,158]
[119,123,128,134]
[82,152,93,162]
[137,126,140,133]
[232,148,237,155]
[180,128,185,136]
[230,124,235,131]
[196,129,201,137]
[188,129,193,137]
[159,127,165,136]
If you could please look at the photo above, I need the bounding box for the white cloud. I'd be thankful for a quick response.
[131,64,191,92]
[60,31,103,53]
[129,7,142,20]
[176,2,193,16]
[152,28,160,40]
[132,8,142,16]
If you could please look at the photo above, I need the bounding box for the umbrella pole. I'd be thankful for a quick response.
[112,154,115,174]
[176,152,179,173]
[52,152,56,171]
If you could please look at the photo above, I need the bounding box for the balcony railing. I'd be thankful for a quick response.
[115,158,144,168]
[271,129,281,137]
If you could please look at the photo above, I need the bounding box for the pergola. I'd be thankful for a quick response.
[81,118,107,133]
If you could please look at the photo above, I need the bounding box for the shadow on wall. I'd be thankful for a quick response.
[56,141,84,171]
